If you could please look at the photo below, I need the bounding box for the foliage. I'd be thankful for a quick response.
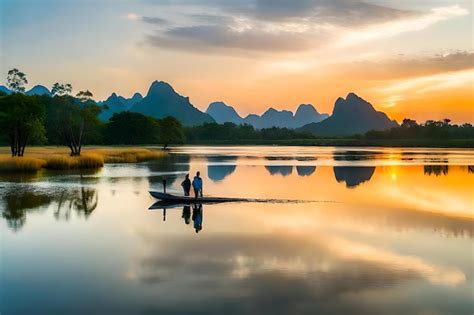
[158,116,185,147]
[76,90,93,102]
[105,112,184,146]
[105,111,160,144]
[186,122,314,142]
[0,93,46,156]
[45,95,103,155]
[365,119,474,139]
[51,82,72,96]
[7,68,28,93]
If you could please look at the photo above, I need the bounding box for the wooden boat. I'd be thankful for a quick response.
[149,191,248,204]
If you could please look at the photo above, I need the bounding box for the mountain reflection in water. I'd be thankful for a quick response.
[1,146,473,315]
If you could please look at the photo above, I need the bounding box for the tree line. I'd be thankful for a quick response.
[1,69,472,156]
[0,69,185,156]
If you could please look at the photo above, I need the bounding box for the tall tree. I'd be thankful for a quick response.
[158,116,185,148]
[105,111,160,144]
[7,68,28,93]
[51,83,72,96]
[76,90,93,102]
[46,95,102,156]
[0,94,46,156]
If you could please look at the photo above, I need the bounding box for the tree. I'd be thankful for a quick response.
[46,95,102,156]
[51,83,72,96]
[0,94,46,156]
[158,116,185,148]
[76,90,93,102]
[105,111,160,144]
[7,68,28,93]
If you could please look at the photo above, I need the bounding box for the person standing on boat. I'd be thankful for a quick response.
[181,174,191,196]
[192,171,203,198]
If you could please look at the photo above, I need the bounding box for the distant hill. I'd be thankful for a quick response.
[0,85,11,95]
[294,104,329,127]
[206,102,328,129]
[206,101,243,124]
[26,85,51,96]
[130,81,214,126]
[99,92,143,121]
[299,93,398,136]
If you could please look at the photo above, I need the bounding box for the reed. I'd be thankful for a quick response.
[44,154,104,170]
[89,148,166,163]
[0,147,166,172]
[0,157,46,172]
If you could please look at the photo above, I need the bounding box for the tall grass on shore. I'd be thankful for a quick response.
[0,147,166,172]
[44,154,104,170]
[88,148,166,163]
[0,157,46,172]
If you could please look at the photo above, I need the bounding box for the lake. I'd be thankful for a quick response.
[1,146,473,315]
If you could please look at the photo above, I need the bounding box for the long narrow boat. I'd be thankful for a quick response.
[149,191,248,203]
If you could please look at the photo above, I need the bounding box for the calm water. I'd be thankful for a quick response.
[1,146,473,315]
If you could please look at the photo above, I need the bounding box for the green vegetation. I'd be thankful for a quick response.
[0,68,473,173]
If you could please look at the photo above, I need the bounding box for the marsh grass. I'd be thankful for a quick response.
[0,147,166,172]
[44,154,104,170]
[89,148,166,163]
[0,157,46,172]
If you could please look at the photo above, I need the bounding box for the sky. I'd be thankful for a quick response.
[0,0,473,123]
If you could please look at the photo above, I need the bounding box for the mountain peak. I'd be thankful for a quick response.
[206,101,243,124]
[295,104,320,116]
[26,85,51,96]
[131,92,143,99]
[147,80,175,96]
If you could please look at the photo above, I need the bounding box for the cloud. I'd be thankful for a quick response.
[345,51,474,80]
[136,1,468,54]
[337,5,469,47]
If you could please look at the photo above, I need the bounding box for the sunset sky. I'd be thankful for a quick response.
[1,0,473,123]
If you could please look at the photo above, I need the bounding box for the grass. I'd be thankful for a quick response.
[0,157,46,172]
[88,148,166,163]
[0,146,166,172]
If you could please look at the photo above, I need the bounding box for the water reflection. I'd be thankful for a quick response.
[2,147,473,315]
[208,165,237,181]
[192,204,203,233]
[333,166,375,188]
[1,186,98,231]
[1,188,52,231]
[135,228,468,315]
[296,166,316,176]
[265,165,293,176]
[54,187,98,221]
[424,165,449,176]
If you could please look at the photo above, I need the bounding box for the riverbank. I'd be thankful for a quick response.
[0,147,166,172]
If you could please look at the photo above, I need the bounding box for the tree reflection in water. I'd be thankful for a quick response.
[54,187,98,221]
[1,186,98,231]
[424,165,449,176]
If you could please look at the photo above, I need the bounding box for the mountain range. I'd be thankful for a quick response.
[99,92,143,121]
[206,102,329,129]
[1,80,398,134]
[298,93,398,136]
[127,81,214,126]
[1,84,52,96]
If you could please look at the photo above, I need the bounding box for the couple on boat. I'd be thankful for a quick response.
[181,171,203,198]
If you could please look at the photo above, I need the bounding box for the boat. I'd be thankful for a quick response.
[149,191,248,204]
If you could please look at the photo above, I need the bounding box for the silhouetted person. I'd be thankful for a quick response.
[182,205,191,225]
[192,171,203,198]
[181,174,191,196]
[192,204,203,233]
